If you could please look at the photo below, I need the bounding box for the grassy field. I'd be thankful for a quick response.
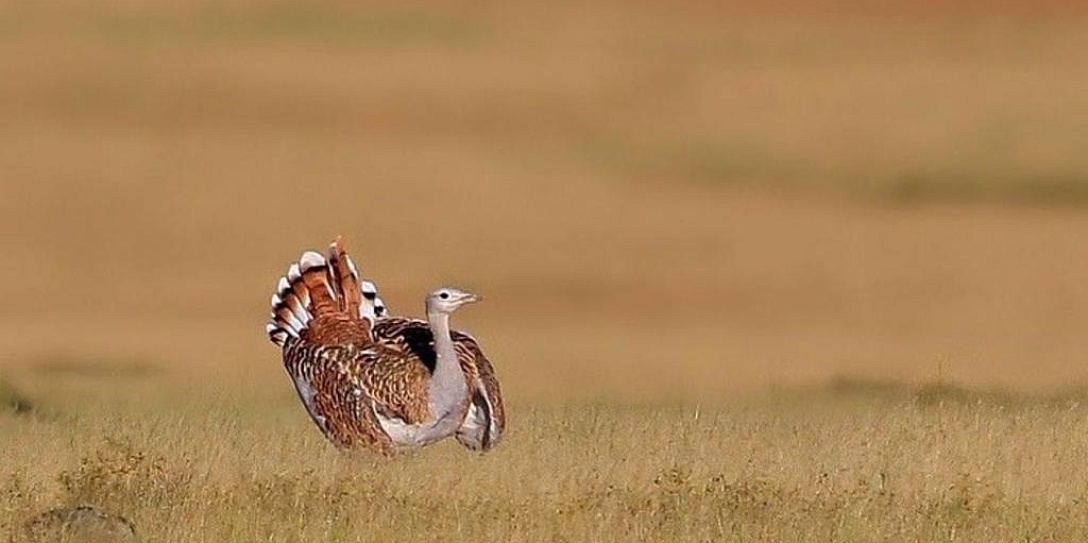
[5,377,1088,542]
[2,1,1088,541]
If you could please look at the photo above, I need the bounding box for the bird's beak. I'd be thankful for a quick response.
[462,293,482,304]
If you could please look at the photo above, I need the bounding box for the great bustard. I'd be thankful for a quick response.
[266,238,505,454]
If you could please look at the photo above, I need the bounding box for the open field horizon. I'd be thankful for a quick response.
[2,2,1087,540]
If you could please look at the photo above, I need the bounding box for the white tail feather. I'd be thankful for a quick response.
[337,254,388,320]
[359,279,389,319]
[299,251,325,271]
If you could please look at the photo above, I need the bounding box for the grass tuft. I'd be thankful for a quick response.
[0,379,36,417]
[57,438,194,515]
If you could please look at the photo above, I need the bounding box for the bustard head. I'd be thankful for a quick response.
[426,287,480,314]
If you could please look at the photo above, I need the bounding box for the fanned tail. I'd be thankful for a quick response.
[327,236,363,318]
[363,279,389,319]
[328,237,389,321]
[267,237,389,347]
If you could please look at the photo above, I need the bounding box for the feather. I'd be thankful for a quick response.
[327,236,364,320]
[298,252,339,318]
[265,237,505,455]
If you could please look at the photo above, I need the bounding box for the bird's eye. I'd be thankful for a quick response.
[439,292,449,299]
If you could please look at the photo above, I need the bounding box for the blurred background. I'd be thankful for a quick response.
[1,0,1086,405]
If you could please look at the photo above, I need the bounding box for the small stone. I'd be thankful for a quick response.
[13,504,139,543]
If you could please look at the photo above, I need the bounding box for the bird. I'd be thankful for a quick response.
[266,237,505,455]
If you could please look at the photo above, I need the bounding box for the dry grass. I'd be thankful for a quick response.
[4,380,1088,542]
[2,2,1088,540]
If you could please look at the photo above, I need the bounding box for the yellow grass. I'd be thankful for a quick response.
[5,377,1088,542]
[2,1,1088,540]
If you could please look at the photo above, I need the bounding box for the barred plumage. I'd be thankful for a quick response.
[266,237,505,454]
[369,318,506,450]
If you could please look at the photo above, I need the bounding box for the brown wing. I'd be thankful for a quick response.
[357,343,433,425]
[282,341,395,454]
[371,317,506,451]
[453,335,506,451]
[370,318,441,372]
[284,339,432,454]
[308,352,396,455]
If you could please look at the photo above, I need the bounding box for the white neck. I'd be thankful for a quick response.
[426,309,467,421]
